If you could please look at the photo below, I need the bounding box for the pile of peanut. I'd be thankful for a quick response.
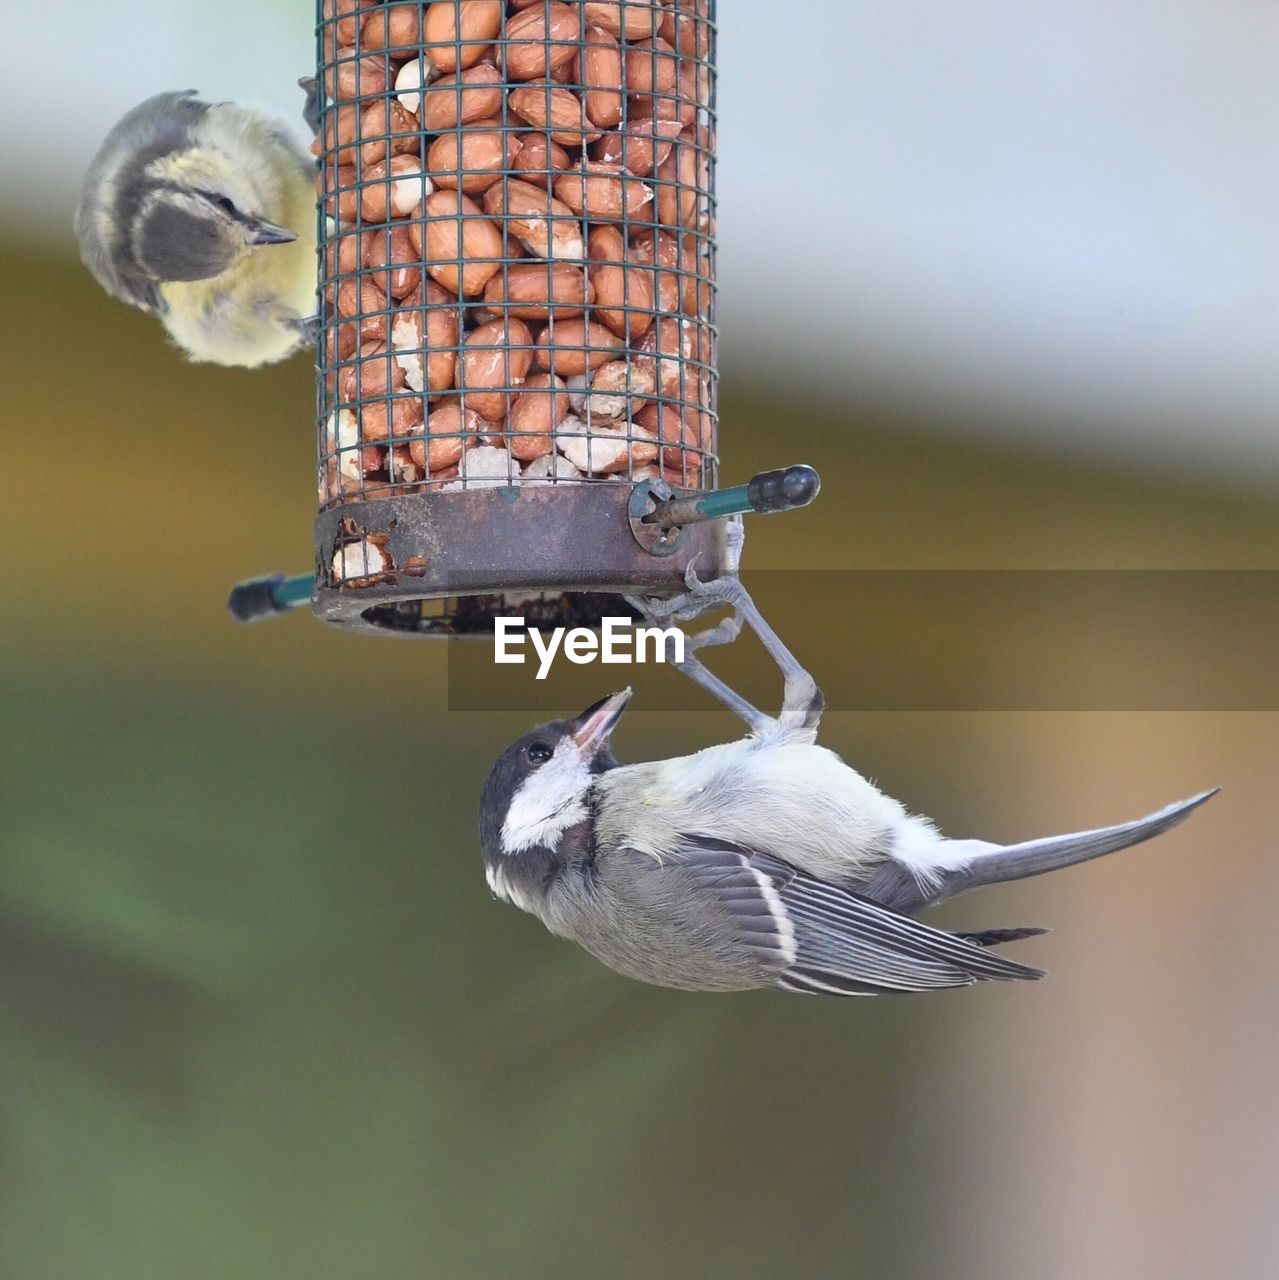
[318,0,715,507]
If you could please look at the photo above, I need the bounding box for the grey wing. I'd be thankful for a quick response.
[670,840,1043,996]
[748,850,1045,994]
[74,89,207,310]
[669,843,798,976]
[543,841,795,992]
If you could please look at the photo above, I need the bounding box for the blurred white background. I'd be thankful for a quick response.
[10,0,1276,484]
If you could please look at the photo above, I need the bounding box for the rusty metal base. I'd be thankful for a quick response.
[314,485,727,637]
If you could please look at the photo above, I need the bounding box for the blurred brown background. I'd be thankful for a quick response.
[4,0,1279,1275]
[3,242,1276,1280]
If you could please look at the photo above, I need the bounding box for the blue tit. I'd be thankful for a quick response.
[75,90,317,367]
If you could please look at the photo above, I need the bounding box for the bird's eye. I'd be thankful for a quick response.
[199,190,238,217]
[526,742,552,764]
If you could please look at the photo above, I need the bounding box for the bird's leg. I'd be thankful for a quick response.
[627,519,823,733]
[625,591,769,731]
[683,570,824,733]
[626,522,766,727]
[666,625,770,731]
[633,518,823,732]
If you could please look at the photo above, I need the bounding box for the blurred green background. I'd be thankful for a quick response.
[5,1,1279,1276]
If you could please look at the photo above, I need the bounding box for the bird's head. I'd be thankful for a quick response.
[479,689,632,866]
[131,150,296,286]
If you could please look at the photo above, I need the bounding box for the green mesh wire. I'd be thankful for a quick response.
[315,0,718,520]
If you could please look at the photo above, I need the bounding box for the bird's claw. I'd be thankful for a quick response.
[683,610,744,656]
[299,76,321,137]
[297,314,321,346]
[632,556,720,625]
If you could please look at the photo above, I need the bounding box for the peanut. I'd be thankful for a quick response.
[359,156,432,222]
[483,263,594,320]
[361,4,423,52]
[559,423,658,475]
[590,117,682,176]
[554,162,652,221]
[341,341,407,405]
[654,137,704,229]
[356,100,419,168]
[588,224,655,338]
[585,359,655,419]
[508,83,603,147]
[508,373,570,460]
[511,132,574,189]
[322,0,361,48]
[330,56,390,104]
[532,318,623,376]
[428,121,522,193]
[624,36,679,97]
[582,2,662,42]
[634,401,701,471]
[579,25,625,128]
[504,3,582,81]
[423,0,503,72]
[458,317,536,421]
[363,225,422,301]
[391,281,461,395]
[415,190,504,296]
[421,62,505,130]
[484,178,584,260]
[408,398,485,470]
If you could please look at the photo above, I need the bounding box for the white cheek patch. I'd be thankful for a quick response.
[486,861,538,912]
[500,741,592,855]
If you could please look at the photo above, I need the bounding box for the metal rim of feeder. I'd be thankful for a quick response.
[313,0,721,636]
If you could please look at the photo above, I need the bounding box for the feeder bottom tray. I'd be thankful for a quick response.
[314,485,727,638]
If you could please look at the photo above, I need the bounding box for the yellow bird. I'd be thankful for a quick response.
[75,90,317,367]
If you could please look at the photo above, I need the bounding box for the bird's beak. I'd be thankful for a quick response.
[249,219,297,246]
[571,689,632,757]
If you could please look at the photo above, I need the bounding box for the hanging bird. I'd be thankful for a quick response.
[75,89,316,367]
[479,568,1217,996]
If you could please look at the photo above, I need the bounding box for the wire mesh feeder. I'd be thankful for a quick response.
[312,0,722,635]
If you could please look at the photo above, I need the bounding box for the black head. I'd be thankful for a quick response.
[478,690,631,864]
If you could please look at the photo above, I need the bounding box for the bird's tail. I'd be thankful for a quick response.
[955,926,1050,948]
[943,789,1219,897]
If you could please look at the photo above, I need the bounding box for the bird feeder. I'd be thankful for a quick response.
[318,0,728,637]
[230,0,819,633]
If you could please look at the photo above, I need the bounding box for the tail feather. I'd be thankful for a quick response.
[955,926,1050,948]
[950,789,1218,896]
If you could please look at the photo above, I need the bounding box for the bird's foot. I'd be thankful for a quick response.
[299,77,320,137]
[627,533,823,735]
[684,610,744,655]
[626,587,764,729]
[722,513,746,575]
[671,565,823,734]
[297,314,321,346]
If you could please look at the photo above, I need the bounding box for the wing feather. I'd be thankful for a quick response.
[674,839,1044,996]
[759,855,1044,983]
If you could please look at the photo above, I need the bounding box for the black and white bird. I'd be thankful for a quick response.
[479,568,1216,996]
[75,90,316,367]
